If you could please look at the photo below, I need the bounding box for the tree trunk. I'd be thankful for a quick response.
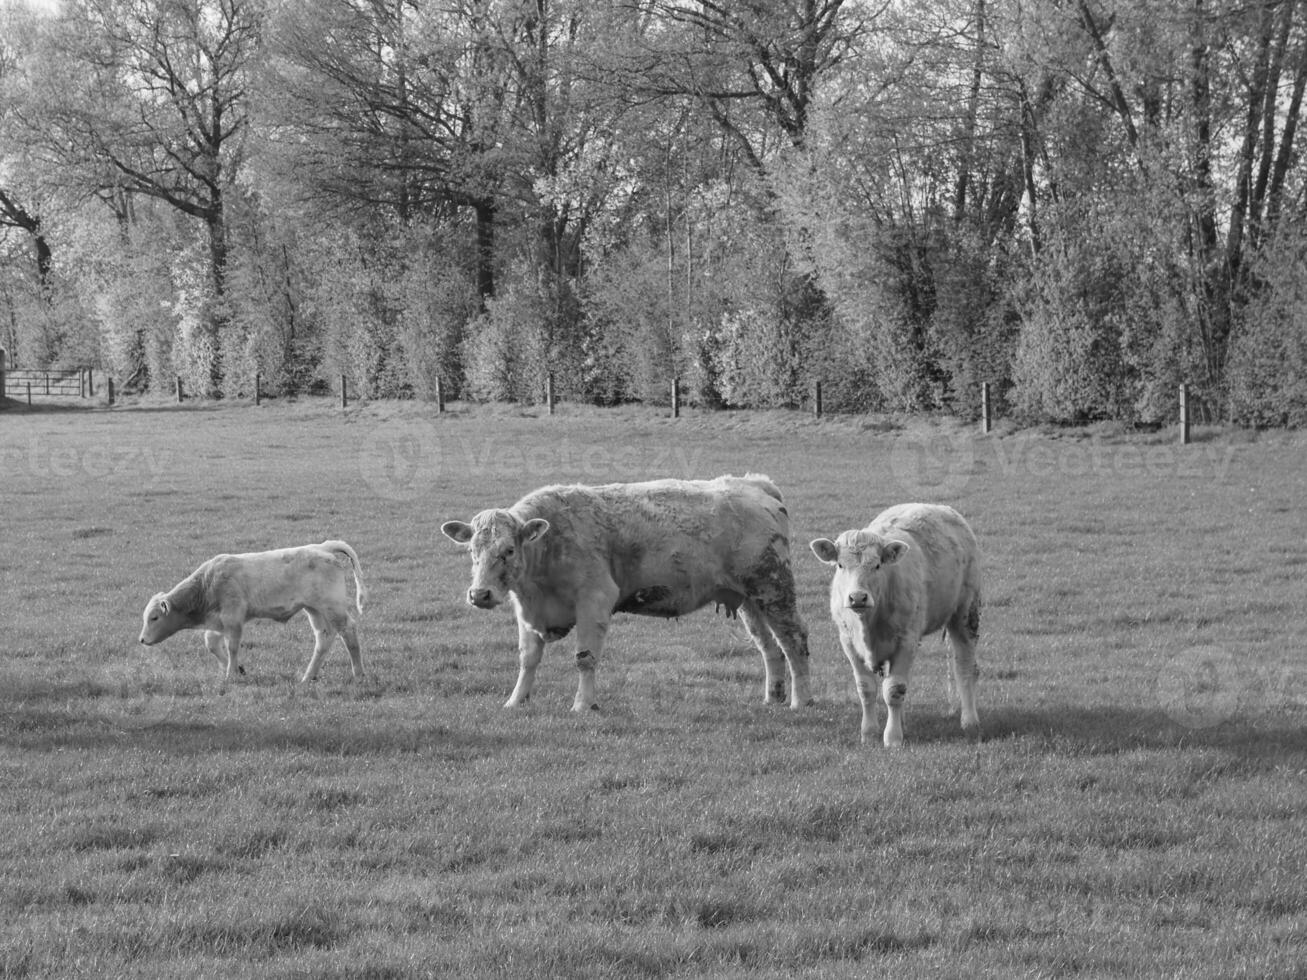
[954,0,985,222]
[206,201,228,392]
[1225,1,1274,295]
[1266,26,1307,237]
[1190,3,1226,390]
[0,190,54,299]
[34,234,52,293]
[473,197,496,307]
[1248,0,1293,250]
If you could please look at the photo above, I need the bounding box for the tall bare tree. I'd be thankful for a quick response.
[0,5,53,296]
[22,0,261,385]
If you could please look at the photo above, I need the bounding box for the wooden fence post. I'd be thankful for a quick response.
[436,376,445,413]
[1179,383,1190,445]
[0,347,6,399]
[176,376,184,403]
[547,372,556,415]
[79,369,86,399]
[44,373,50,396]
[254,371,261,406]
[814,380,823,419]
[107,378,115,406]
[26,382,32,406]
[86,368,94,397]
[340,374,348,409]
[981,381,992,434]
[672,377,681,418]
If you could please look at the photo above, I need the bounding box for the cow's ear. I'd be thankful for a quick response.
[881,540,910,565]
[158,598,170,614]
[810,538,839,564]
[441,520,475,544]
[521,518,550,543]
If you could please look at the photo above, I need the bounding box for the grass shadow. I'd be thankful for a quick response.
[983,705,1307,760]
[0,397,104,414]
[0,700,511,760]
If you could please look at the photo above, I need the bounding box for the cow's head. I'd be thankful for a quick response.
[441,509,550,609]
[809,529,909,613]
[139,592,190,645]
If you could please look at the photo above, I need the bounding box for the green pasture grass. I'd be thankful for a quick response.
[1,398,1305,978]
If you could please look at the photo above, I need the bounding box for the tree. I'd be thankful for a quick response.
[0,4,53,295]
[633,0,864,163]
[0,190,51,290]
[264,0,506,303]
[22,0,262,387]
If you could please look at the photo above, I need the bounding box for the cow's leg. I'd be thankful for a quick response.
[338,617,363,680]
[751,587,813,709]
[946,595,982,735]
[839,634,881,744]
[203,630,226,670]
[572,614,609,711]
[573,584,618,711]
[221,623,244,681]
[206,629,246,677]
[300,609,338,682]
[739,600,789,705]
[944,643,961,717]
[320,608,363,681]
[881,639,917,749]
[772,604,813,709]
[506,622,544,707]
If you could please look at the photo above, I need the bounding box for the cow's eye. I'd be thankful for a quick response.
[504,547,515,558]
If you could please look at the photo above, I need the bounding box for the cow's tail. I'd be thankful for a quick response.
[323,540,367,614]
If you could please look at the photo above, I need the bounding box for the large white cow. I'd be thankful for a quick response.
[139,540,367,682]
[441,474,812,711]
[810,503,981,747]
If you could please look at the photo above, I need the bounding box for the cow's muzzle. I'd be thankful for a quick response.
[846,591,871,610]
[467,588,499,609]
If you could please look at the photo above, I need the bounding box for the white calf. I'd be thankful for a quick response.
[139,540,366,682]
[811,504,981,747]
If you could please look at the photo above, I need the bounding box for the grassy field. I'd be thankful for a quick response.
[2,396,1306,979]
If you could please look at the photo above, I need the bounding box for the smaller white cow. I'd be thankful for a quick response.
[810,504,981,748]
[139,540,367,682]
